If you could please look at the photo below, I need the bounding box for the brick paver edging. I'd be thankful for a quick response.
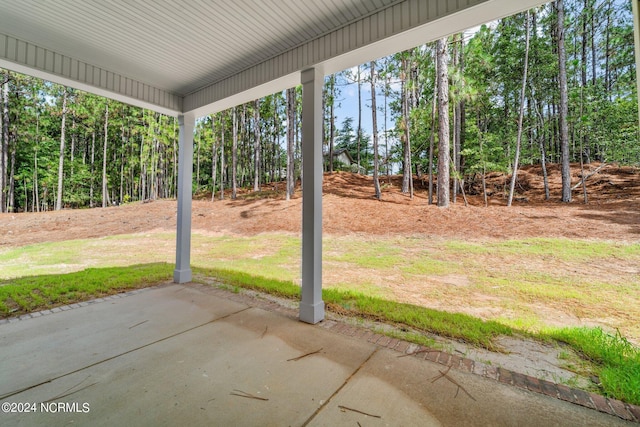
[2,282,638,423]
[317,317,640,423]
[200,284,640,423]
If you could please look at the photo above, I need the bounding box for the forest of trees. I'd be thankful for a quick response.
[0,0,637,213]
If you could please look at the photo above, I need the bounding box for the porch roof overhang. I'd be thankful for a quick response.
[0,0,549,119]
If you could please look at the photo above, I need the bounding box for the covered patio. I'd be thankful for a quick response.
[0,0,637,327]
[1,282,633,425]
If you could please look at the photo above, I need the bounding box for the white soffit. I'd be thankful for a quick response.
[0,0,548,117]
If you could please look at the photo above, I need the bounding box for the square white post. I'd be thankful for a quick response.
[300,68,325,324]
[174,113,195,283]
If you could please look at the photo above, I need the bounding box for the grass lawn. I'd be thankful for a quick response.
[1,232,639,405]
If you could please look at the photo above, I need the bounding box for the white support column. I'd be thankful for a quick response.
[633,0,640,125]
[174,113,195,283]
[299,68,325,324]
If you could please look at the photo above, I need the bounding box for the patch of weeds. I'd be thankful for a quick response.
[546,327,640,405]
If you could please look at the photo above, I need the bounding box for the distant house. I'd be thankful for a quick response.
[324,148,360,172]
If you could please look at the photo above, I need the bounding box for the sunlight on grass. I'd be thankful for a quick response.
[2,232,639,346]
[0,238,172,279]
[0,263,173,316]
[191,234,300,281]
[324,238,404,269]
[446,238,640,261]
[1,255,639,404]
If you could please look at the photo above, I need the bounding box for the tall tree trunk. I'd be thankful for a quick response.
[102,103,110,207]
[508,11,531,207]
[534,98,551,200]
[70,117,76,178]
[478,115,488,207]
[55,89,68,211]
[254,99,261,191]
[604,0,612,98]
[590,0,597,87]
[211,116,218,202]
[271,95,279,184]
[119,122,125,203]
[1,73,9,212]
[579,0,589,203]
[401,54,413,195]
[195,129,201,192]
[210,142,217,200]
[384,62,390,183]
[8,138,15,212]
[172,119,177,198]
[220,113,225,200]
[356,65,362,171]
[240,105,247,188]
[428,62,437,205]
[436,37,450,208]
[286,87,295,200]
[452,34,460,204]
[557,0,572,202]
[232,106,238,199]
[329,75,336,173]
[34,112,40,212]
[90,131,95,207]
[370,61,381,200]
[581,0,590,164]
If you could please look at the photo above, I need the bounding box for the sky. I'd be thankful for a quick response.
[332,23,486,139]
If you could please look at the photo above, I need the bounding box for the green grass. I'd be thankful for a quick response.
[195,267,640,404]
[546,327,640,405]
[324,239,404,269]
[195,267,511,349]
[0,263,173,316]
[3,234,640,404]
[194,267,300,298]
[2,262,640,404]
[446,238,640,261]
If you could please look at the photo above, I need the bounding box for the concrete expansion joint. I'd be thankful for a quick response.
[301,347,379,427]
[198,283,640,424]
[322,314,640,424]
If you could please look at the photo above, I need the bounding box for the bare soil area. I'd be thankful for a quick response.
[1,162,639,246]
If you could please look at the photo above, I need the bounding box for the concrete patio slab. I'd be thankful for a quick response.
[0,284,247,398]
[309,346,622,427]
[0,283,635,426]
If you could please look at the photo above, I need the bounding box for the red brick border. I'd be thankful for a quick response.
[211,283,640,423]
[320,311,640,423]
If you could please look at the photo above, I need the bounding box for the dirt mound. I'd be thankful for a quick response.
[2,163,640,248]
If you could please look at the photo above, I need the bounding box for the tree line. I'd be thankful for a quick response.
[0,0,636,213]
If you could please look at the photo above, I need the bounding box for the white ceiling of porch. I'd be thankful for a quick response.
[0,0,397,96]
[0,0,547,116]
